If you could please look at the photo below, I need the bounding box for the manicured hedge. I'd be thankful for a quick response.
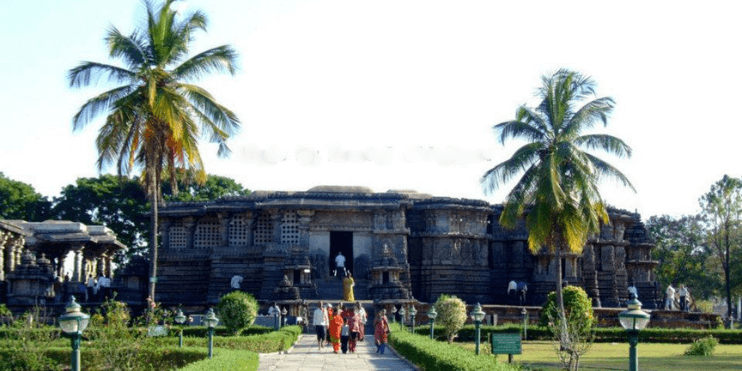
[180,324,273,337]
[0,346,206,371]
[388,323,521,371]
[413,324,742,344]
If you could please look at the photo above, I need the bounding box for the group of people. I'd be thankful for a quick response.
[312,301,390,355]
[85,274,112,302]
[665,284,692,311]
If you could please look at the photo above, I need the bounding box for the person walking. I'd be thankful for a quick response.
[328,305,343,353]
[665,285,675,310]
[313,302,327,349]
[348,308,362,352]
[374,310,390,355]
[678,285,688,311]
[334,251,347,278]
[356,302,367,341]
[340,318,350,354]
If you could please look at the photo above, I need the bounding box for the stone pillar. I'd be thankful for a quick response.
[297,210,313,249]
[244,212,255,249]
[99,253,108,277]
[72,245,84,282]
[160,219,171,249]
[184,217,196,249]
[82,257,90,281]
[218,213,231,246]
[0,231,7,281]
[271,211,283,245]
[105,253,113,277]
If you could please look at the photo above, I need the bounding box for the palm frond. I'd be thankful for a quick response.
[105,26,148,68]
[481,142,543,194]
[72,85,135,131]
[171,45,238,80]
[583,152,636,191]
[68,62,135,88]
[575,134,632,159]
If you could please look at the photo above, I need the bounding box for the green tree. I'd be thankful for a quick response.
[163,172,250,202]
[699,175,742,324]
[52,175,149,259]
[0,172,52,221]
[647,214,719,300]
[481,69,634,346]
[68,0,240,301]
[434,294,467,343]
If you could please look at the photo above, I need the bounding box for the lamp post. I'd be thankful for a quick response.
[281,307,288,328]
[58,296,90,371]
[391,306,397,324]
[203,308,219,359]
[269,304,280,330]
[470,303,485,355]
[521,307,529,340]
[427,306,438,339]
[174,308,186,348]
[618,294,651,371]
[409,305,417,333]
[399,306,406,330]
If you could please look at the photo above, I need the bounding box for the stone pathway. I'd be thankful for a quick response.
[258,333,416,371]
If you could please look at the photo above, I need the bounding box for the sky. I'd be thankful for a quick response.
[2,0,742,220]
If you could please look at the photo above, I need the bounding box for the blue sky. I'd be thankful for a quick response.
[2,0,741,219]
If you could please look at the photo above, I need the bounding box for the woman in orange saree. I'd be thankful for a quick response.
[328,307,344,353]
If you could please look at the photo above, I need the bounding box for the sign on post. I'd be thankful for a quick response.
[491,332,522,363]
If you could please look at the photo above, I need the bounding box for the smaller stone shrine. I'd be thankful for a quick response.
[0,219,126,310]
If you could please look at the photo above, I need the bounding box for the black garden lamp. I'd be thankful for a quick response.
[427,306,438,339]
[409,305,417,333]
[203,308,219,359]
[391,306,397,324]
[59,296,90,371]
[174,308,187,348]
[398,306,406,330]
[281,307,288,328]
[618,294,651,371]
[470,303,486,355]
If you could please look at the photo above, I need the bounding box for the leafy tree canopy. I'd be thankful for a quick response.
[0,172,52,221]
[647,214,719,300]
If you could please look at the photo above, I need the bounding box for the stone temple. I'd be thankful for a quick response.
[155,186,661,309]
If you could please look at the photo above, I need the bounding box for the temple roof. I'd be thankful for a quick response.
[1,220,126,250]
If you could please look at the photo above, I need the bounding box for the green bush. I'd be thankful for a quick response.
[217,291,259,335]
[434,294,468,343]
[388,323,521,371]
[684,335,718,356]
[539,286,595,333]
[148,325,302,353]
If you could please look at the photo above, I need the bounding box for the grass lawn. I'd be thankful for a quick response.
[455,341,742,371]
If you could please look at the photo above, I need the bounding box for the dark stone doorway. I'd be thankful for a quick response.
[330,231,353,276]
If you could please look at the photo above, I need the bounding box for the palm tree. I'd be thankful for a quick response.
[481,69,634,346]
[68,0,239,302]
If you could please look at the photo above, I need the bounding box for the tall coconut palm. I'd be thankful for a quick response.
[69,0,239,302]
[481,69,634,346]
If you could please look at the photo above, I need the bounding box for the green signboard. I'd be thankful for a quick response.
[491,332,522,355]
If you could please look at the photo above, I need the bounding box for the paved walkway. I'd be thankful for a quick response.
[258,333,416,371]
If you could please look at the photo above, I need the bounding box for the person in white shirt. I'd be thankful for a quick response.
[313,301,328,349]
[665,285,675,310]
[334,252,347,278]
[230,275,243,290]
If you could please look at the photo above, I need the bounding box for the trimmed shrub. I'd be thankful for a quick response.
[434,294,467,343]
[539,286,595,333]
[217,291,259,335]
[684,335,718,356]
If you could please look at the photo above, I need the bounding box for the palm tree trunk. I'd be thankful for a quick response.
[148,194,158,302]
[555,245,569,345]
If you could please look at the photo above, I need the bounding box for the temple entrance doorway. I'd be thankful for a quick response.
[330,231,353,276]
